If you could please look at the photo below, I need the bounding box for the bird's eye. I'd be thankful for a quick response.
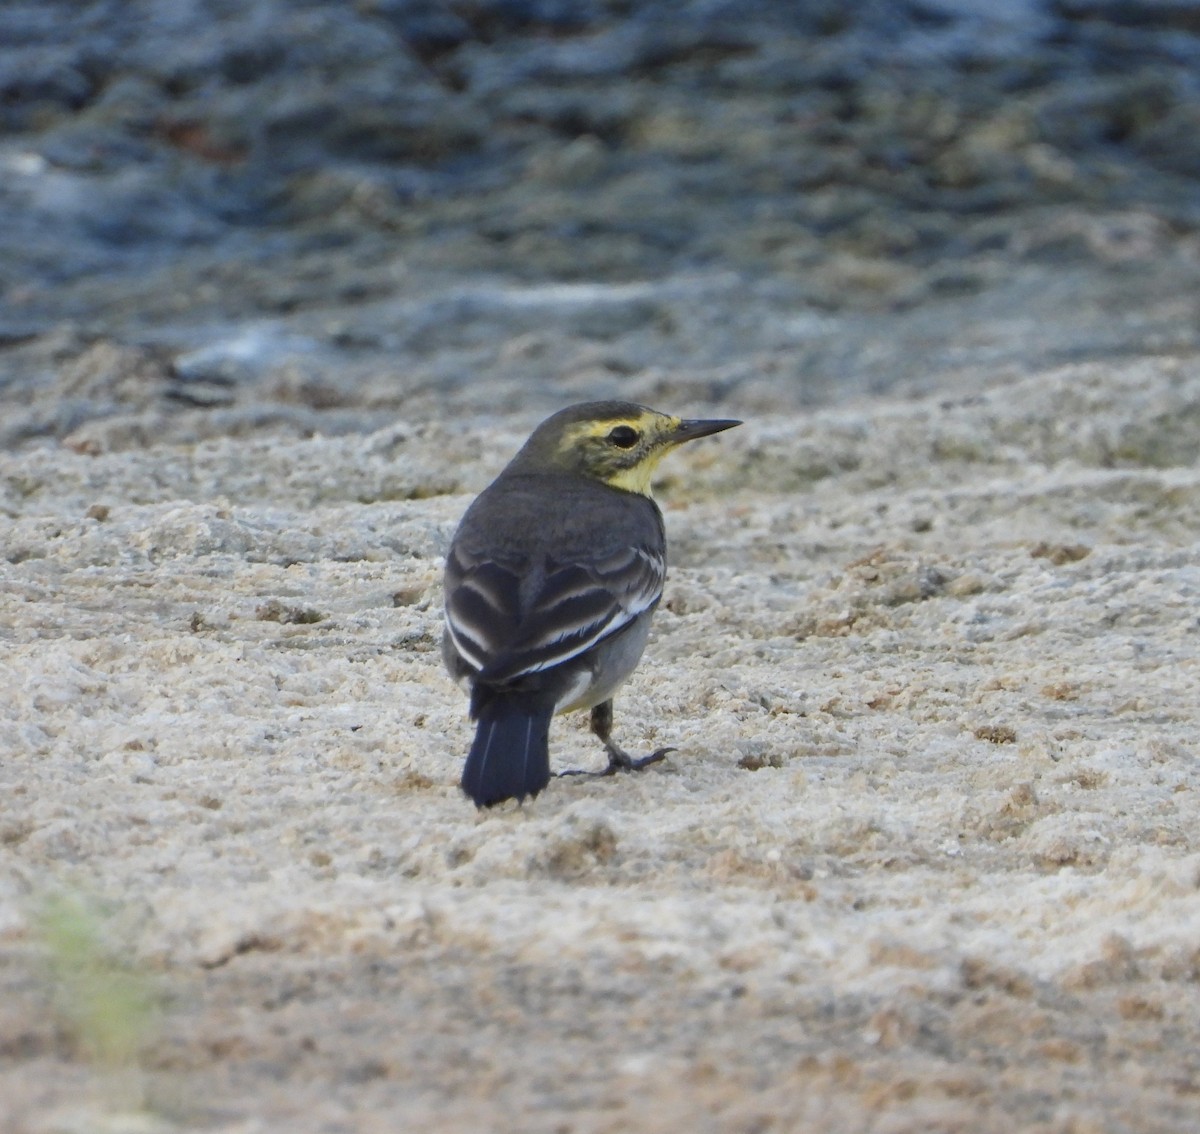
[607,425,640,449]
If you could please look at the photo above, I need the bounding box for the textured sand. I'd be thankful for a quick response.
[3,358,1200,1132]
[6,2,1200,1128]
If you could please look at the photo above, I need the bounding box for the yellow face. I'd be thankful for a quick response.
[556,410,684,496]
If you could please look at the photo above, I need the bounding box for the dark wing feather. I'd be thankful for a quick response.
[445,541,664,685]
[443,549,523,672]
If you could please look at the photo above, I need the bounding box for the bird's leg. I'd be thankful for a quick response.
[590,699,675,775]
[558,700,675,779]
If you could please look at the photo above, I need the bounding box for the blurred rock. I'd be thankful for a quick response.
[0,0,1199,444]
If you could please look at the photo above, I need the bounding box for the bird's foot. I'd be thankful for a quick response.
[559,745,676,779]
[602,742,676,775]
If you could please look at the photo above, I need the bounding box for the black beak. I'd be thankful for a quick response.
[671,417,742,444]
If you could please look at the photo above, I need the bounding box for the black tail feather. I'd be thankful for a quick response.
[462,691,554,807]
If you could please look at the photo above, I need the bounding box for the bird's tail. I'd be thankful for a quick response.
[462,689,555,807]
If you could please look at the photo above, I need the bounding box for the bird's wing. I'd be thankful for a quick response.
[444,542,664,684]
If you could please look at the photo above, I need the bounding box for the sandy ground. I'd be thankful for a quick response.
[2,356,1200,1132]
[5,3,1200,1129]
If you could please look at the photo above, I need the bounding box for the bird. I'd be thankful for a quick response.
[442,400,741,807]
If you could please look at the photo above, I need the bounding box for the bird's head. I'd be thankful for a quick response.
[512,401,741,496]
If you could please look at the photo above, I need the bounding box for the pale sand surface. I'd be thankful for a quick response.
[6,3,1200,1128]
[2,358,1199,1132]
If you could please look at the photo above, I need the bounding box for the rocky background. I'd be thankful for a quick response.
[2,1,1200,1131]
